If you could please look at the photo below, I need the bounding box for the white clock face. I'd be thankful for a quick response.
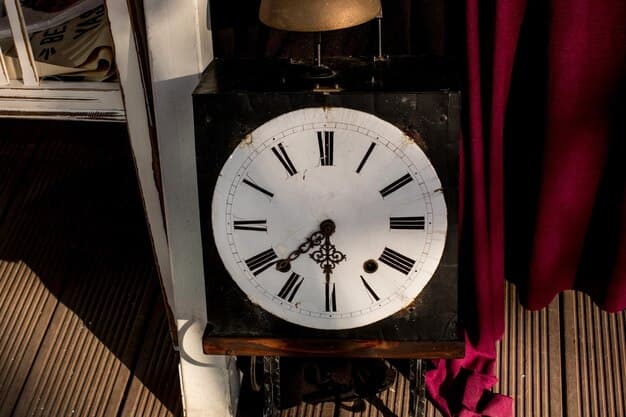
[212,107,447,330]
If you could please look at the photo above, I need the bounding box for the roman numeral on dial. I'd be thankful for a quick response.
[233,220,267,231]
[390,216,425,230]
[271,143,297,176]
[325,282,337,312]
[360,276,380,301]
[356,142,376,173]
[317,131,334,166]
[242,179,274,198]
[379,173,413,198]
[277,273,304,302]
[245,248,278,276]
[379,247,415,275]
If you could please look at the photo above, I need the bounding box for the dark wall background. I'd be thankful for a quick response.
[209,0,463,61]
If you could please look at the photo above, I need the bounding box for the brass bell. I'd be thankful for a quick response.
[259,0,382,32]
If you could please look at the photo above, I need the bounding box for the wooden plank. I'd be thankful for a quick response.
[425,397,444,416]
[0,80,125,121]
[0,129,37,220]
[616,312,626,413]
[6,126,160,417]
[0,139,79,417]
[609,313,625,415]
[11,261,157,417]
[0,259,61,417]
[561,291,581,417]
[3,0,38,85]
[493,282,563,417]
[0,123,186,417]
[583,294,599,416]
[547,293,563,417]
[0,120,164,416]
[562,290,626,417]
[521,306,530,417]
[591,299,607,415]
[204,337,464,359]
[120,300,183,417]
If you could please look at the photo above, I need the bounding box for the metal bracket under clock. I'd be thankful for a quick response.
[263,356,281,417]
[261,357,426,417]
[408,359,427,417]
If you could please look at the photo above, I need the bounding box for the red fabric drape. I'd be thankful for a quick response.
[426,0,626,416]
[526,0,626,310]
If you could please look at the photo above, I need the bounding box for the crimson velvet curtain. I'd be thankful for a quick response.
[425,0,626,416]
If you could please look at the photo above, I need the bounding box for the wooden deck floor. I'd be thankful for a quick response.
[0,120,182,417]
[0,120,624,417]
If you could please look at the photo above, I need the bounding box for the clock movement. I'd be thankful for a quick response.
[193,56,462,358]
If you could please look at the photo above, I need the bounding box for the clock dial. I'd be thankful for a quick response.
[212,107,447,330]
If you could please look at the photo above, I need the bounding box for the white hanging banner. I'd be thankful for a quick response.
[0,1,115,81]
[0,0,105,39]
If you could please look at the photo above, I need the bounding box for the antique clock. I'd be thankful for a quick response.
[195,4,462,415]
[193,56,462,358]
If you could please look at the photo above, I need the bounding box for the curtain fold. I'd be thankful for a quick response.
[425,0,523,415]
[525,0,626,311]
[426,0,625,415]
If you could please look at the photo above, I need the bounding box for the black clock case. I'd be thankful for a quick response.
[193,57,462,358]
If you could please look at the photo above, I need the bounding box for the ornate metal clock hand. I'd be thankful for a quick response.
[310,220,347,283]
[275,220,329,272]
[275,219,346,275]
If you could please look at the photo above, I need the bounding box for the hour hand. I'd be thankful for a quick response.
[275,220,335,272]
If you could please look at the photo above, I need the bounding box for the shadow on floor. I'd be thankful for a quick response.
[0,119,182,417]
